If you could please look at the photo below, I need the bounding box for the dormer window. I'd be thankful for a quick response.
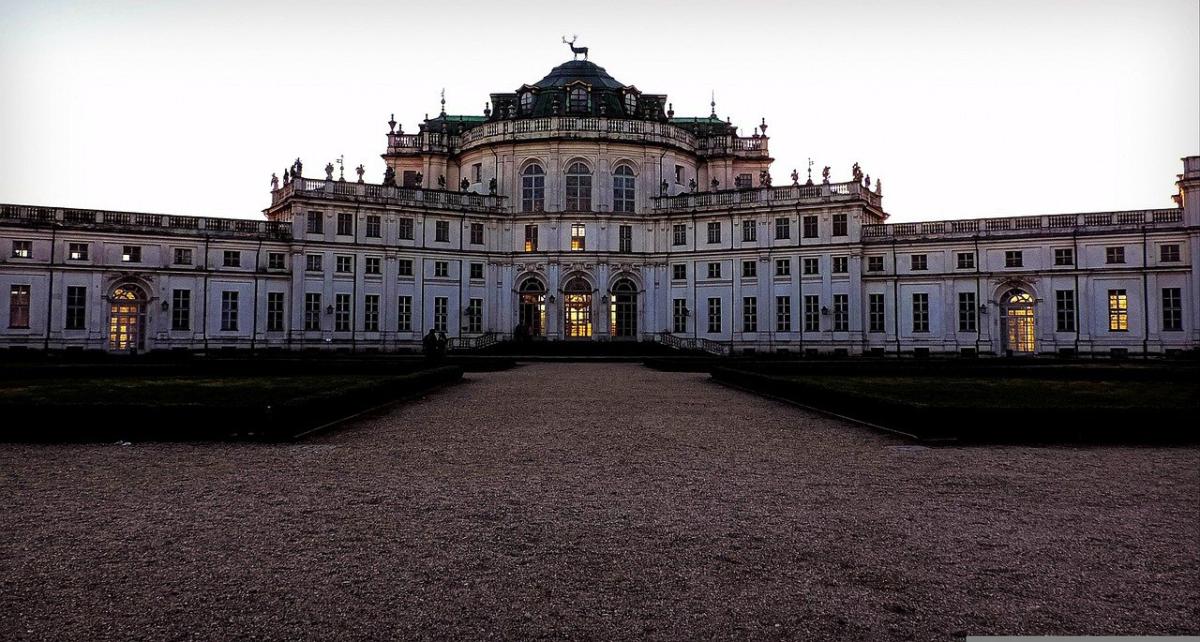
[624,92,637,114]
[569,87,589,113]
[520,91,533,114]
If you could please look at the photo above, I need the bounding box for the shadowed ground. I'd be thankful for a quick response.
[1,363,1197,640]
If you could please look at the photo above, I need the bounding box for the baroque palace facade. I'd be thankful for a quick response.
[1,55,1198,356]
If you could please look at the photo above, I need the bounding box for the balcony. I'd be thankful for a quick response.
[272,177,506,213]
[652,180,881,212]
[0,204,292,240]
[861,208,1183,241]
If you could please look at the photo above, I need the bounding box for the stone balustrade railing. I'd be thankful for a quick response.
[862,208,1184,241]
[273,177,506,212]
[652,181,881,212]
[0,204,292,239]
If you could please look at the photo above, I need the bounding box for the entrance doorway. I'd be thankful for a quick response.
[563,277,593,339]
[609,278,637,338]
[109,284,147,351]
[518,278,546,337]
[1002,289,1036,354]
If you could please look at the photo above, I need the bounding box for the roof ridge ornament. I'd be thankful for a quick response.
[562,35,589,61]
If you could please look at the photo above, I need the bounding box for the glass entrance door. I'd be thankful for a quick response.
[109,285,146,351]
[563,277,593,339]
[609,279,637,338]
[1002,290,1036,354]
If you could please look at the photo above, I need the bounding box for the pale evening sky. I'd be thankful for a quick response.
[0,0,1196,222]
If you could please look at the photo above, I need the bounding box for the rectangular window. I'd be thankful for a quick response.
[742,260,757,279]
[735,173,752,189]
[706,297,722,333]
[742,297,758,332]
[434,261,449,278]
[334,293,351,332]
[832,294,849,332]
[868,293,885,333]
[867,256,884,272]
[470,262,484,280]
[222,250,241,268]
[802,215,818,239]
[336,212,354,236]
[956,252,976,269]
[403,170,420,188]
[1055,290,1076,332]
[267,252,286,270]
[524,224,539,252]
[775,296,791,332]
[11,240,31,258]
[65,286,87,330]
[122,246,141,263]
[305,254,323,272]
[910,254,927,271]
[774,217,791,240]
[672,224,687,246]
[365,215,382,238]
[958,292,977,332]
[398,217,414,240]
[397,258,414,277]
[9,285,30,328]
[672,264,686,280]
[267,292,285,332]
[1005,250,1023,268]
[306,211,323,234]
[675,165,685,185]
[365,257,382,275]
[618,225,632,253]
[1107,289,1128,331]
[832,213,848,237]
[672,299,688,333]
[832,256,848,274]
[173,248,193,265]
[433,296,448,332]
[1054,248,1074,266]
[706,221,721,244]
[912,293,929,333]
[775,258,790,277]
[466,298,483,333]
[1160,244,1180,262]
[304,293,322,331]
[742,220,757,243]
[435,220,450,242]
[363,294,380,332]
[220,291,238,331]
[470,222,484,245]
[397,296,412,332]
[472,163,482,183]
[803,295,820,332]
[68,243,89,261]
[1162,288,1182,331]
[335,255,354,274]
[571,223,586,251]
[707,262,721,279]
[1106,246,1125,264]
[171,289,191,331]
[802,257,819,275]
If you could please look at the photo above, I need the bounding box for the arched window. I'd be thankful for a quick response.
[623,92,637,115]
[569,87,589,113]
[610,278,638,338]
[565,162,592,211]
[518,277,546,337]
[109,284,147,351]
[563,277,593,338]
[520,92,533,114]
[1002,288,1036,354]
[522,164,545,212]
[613,165,635,213]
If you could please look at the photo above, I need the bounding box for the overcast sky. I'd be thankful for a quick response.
[1,0,1196,222]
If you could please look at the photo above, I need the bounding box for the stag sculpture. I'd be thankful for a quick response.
[562,35,588,61]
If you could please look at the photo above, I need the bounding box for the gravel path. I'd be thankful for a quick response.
[2,363,1197,640]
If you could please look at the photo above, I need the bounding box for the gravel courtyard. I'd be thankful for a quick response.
[2,362,1197,640]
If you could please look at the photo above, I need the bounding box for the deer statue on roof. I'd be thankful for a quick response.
[562,35,589,61]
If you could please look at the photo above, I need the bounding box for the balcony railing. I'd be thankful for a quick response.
[861,208,1183,240]
[0,204,292,239]
[652,180,881,212]
[273,177,505,212]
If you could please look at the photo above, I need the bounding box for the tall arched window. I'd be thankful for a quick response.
[565,162,592,211]
[569,87,589,113]
[520,92,534,114]
[522,164,545,212]
[623,92,637,115]
[613,165,635,213]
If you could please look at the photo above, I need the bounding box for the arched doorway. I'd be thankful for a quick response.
[1002,289,1036,355]
[518,277,546,337]
[109,284,147,351]
[563,277,593,339]
[609,278,638,338]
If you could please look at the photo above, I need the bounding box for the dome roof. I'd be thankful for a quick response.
[532,60,626,90]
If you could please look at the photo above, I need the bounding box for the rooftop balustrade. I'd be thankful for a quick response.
[272,177,505,212]
[0,204,292,239]
[861,208,1184,241]
[652,180,881,212]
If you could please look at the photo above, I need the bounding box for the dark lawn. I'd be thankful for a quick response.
[0,375,400,408]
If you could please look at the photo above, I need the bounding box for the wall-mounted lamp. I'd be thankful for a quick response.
[979,304,989,315]
[821,306,830,315]
[161,301,170,312]
[549,295,557,304]
[601,295,609,304]
[326,305,334,315]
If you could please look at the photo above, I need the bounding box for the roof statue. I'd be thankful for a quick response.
[562,35,588,61]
